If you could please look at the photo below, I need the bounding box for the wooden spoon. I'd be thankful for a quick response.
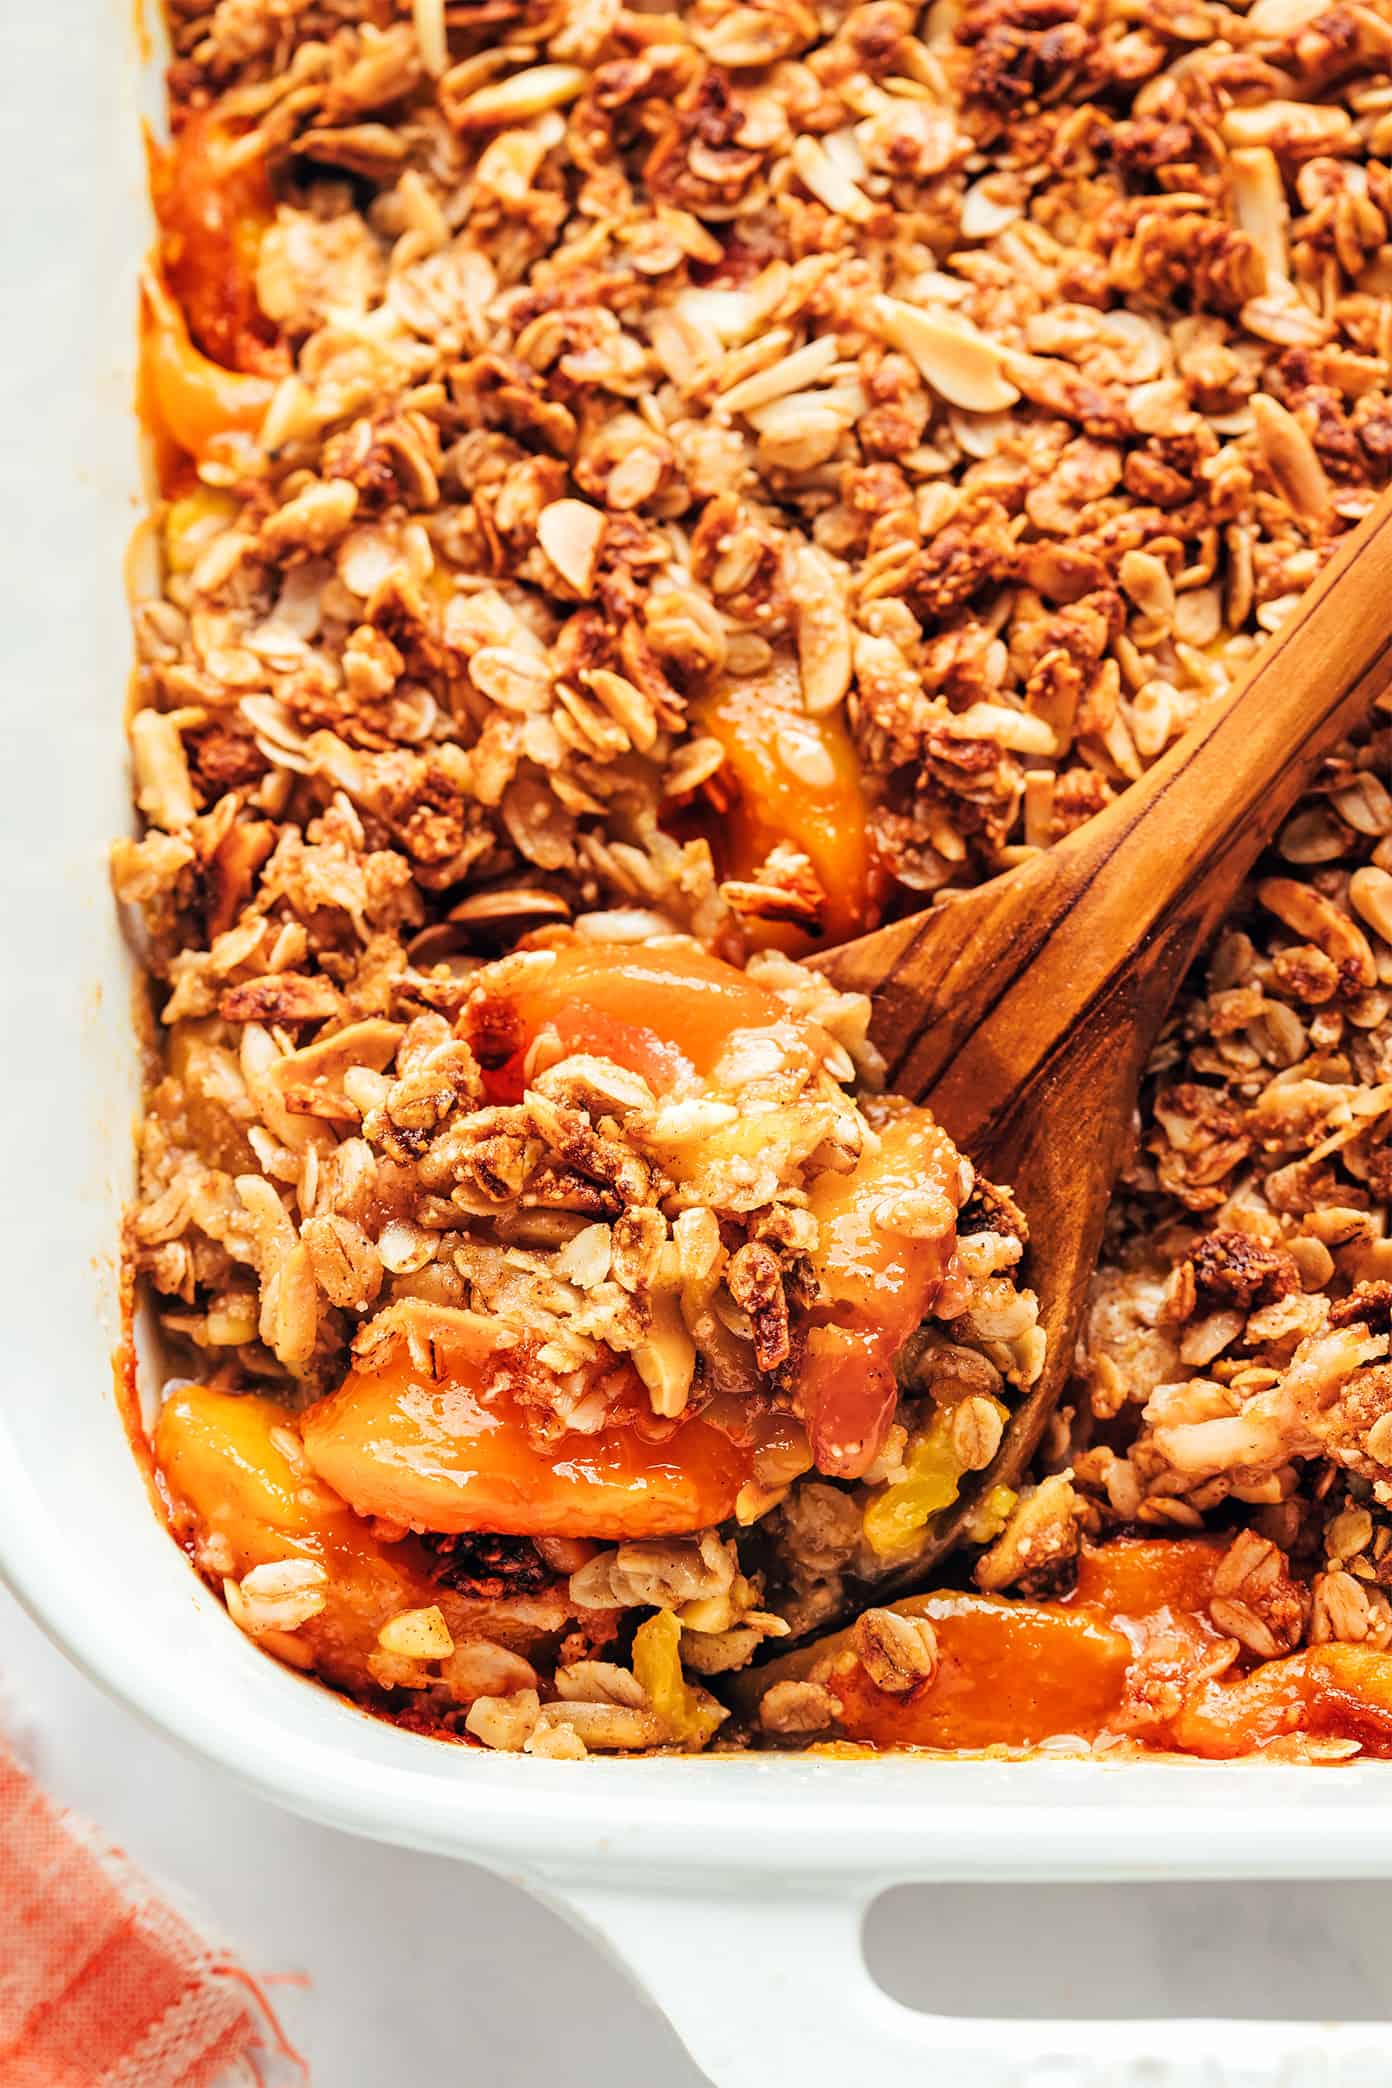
[798,488,1392,1614]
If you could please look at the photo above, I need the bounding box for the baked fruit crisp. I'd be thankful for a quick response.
[117,0,1392,1757]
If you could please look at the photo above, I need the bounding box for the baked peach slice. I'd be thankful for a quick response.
[802,1111,967,1478]
[141,269,275,465]
[150,106,278,374]
[814,1541,1392,1758]
[695,681,881,945]
[300,1303,752,1540]
[464,937,809,1102]
[155,1383,578,1693]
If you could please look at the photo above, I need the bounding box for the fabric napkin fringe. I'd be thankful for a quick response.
[0,1742,306,2088]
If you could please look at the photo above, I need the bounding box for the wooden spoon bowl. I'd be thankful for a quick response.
[804,488,1392,1610]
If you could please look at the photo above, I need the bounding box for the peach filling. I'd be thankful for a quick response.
[150,108,278,374]
[155,1384,578,1695]
[141,269,276,466]
[463,938,809,1102]
[141,112,282,468]
[825,1541,1392,1758]
[803,1112,964,1479]
[694,683,881,947]
[300,1307,754,1540]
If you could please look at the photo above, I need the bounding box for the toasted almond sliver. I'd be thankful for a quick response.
[1220,101,1355,154]
[1257,875,1378,987]
[945,702,1056,756]
[1229,146,1289,286]
[130,709,198,832]
[959,178,1020,239]
[530,1701,666,1751]
[790,134,874,224]
[873,295,1020,412]
[789,545,853,716]
[537,499,605,595]
[718,334,841,416]
[1250,392,1333,529]
[412,0,448,76]
[450,64,587,128]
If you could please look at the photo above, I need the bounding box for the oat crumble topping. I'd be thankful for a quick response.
[120,0,1392,1756]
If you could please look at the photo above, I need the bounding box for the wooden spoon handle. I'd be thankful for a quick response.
[821,486,1392,1132]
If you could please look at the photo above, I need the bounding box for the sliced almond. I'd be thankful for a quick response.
[1220,102,1356,155]
[671,287,757,355]
[1250,392,1332,529]
[447,886,571,930]
[1229,146,1289,286]
[412,0,448,76]
[873,295,1020,412]
[944,702,1055,756]
[959,178,1020,239]
[283,1025,405,1094]
[1240,280,1333,349]
[537,498,605,596]
[582,667,659,753]
[788,545,853,715]
[718,334,840,416]
[555,1222,614,1291]
[1258,876,1378,987]
[232,1559,328,1634]
[476,118,561,203]
[449,64,587,128]
[1246,0,1327,28]
[633,1289,698,1419]
[695,6,807,66]
[1348,867,1392,948]
[1118,548,1175,623]
[790,133,873,224]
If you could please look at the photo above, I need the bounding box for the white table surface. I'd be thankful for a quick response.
[5,1583,1391,2087]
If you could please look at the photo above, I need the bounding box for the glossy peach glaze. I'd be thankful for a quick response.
[300,1306,753,1540]
[825,1540,1392,1758]
[463,937,812,1103]
[150,107,280,374]
[695,682,881,946]
[141,269,276,468]
[802,1111,964,1479]
[155,1384,577,1693]
[140,112,283,469]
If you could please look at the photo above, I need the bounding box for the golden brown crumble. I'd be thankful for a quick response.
[122,0,1392,1751]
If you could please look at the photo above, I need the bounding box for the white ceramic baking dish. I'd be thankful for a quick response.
[5,11,1392,2083]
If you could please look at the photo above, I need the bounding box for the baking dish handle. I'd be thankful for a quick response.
[538,1875,1387,2087]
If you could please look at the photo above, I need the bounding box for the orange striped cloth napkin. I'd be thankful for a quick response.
[0,1740,305,2087]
